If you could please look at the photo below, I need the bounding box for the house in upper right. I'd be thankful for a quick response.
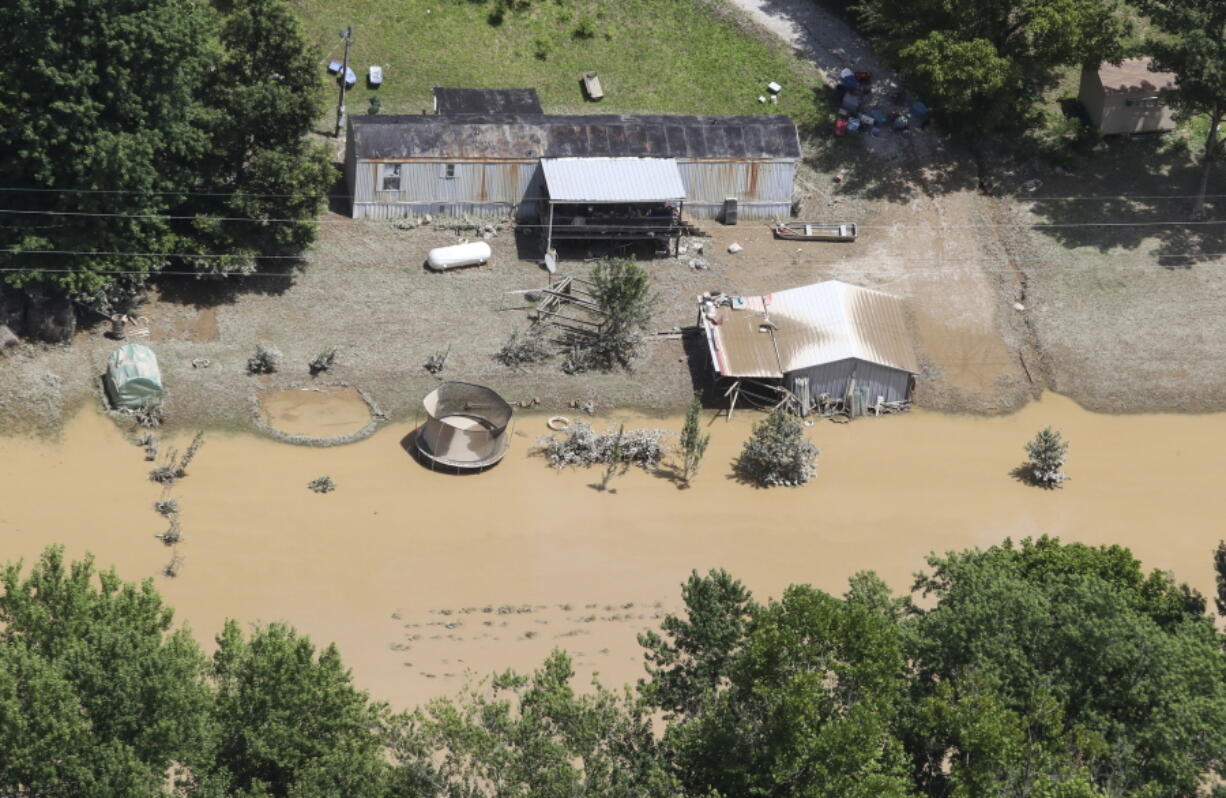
[1078,57,1178,135]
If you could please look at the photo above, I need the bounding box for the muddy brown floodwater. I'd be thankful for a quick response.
[1,394,1223,710]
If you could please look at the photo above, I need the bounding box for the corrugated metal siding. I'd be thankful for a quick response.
[677,160,794,204]
[684,201,790,220]
[352,160,541,220]
[351,157,793,220]
[785,359,911,403]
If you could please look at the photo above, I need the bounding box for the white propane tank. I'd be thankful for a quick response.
[426,241,492,271]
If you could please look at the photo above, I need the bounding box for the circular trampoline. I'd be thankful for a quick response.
[415,382,513,469]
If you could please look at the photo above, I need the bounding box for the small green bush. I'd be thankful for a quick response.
[735,409,818,487]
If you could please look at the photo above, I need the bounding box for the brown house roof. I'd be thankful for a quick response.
[702,281,918,379]
[1097,58,1177,95]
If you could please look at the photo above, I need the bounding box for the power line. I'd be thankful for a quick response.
[0,207,1222,231]
[0,183,1222,203]
[2,253,1224,278]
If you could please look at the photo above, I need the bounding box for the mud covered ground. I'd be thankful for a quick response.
[1,129,1222,434]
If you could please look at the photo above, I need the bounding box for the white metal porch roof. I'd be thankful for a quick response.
[541,157,686,203]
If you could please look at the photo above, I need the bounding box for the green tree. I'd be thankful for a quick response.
[1024,426,1069,487]
[856,0,1130,137]
[1133,0,1226,218]
[735,408,819,487]
[639,569,757,718]
[204,621,390,797]
[1215,540,1226,616]
[180,0,333,275]
[904,537,1226,797]
[386,650,674,798]
[564,258,658,372]
[666,584,914,798]
[0,546,212,794]
[678,393,710,487]
[0,0,215,310]
[0,0,331,317]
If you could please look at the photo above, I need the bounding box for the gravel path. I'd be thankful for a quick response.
[721,0,937,162]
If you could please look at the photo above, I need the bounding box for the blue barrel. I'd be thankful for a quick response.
[911,101,929,122]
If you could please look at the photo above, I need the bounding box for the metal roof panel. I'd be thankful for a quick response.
[541,157,686,203]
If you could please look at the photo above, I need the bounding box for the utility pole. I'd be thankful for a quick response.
[334,26,352,138]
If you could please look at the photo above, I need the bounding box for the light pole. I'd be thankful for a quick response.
[334,26,352,137]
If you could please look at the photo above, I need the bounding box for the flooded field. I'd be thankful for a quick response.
[1,393,1223,709]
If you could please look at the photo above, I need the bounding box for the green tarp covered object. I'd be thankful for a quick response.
[105,344,163,409]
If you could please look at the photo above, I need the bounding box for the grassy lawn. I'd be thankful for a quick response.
[293,0,828,130]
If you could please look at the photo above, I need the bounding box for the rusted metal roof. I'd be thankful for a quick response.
[542,157,685,202]
[349,114,801,161]
[703,281,918,378]
[1097,58,1176,95]
[433,88,543,115]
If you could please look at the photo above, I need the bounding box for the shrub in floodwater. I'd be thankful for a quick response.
[735,408,818,487]
[155,517,182,546]
[175,431,205,477]
[1024,426,1068,488]
[535,422,668,471]
[679,393,710,487]
[247,344,281,374]
[308,475,336,493]
[132,398,165,428]
[163,551,183,578]
[154,499,179,517]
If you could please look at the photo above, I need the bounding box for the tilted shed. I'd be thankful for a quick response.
[104,344,163,409]
[345,113,800,221]
[700,280,918,405]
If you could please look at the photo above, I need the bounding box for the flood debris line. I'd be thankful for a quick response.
[247,382,386,447]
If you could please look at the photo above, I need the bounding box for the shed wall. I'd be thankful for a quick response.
[784,358,912,404]
[351,160,543,220]
[677,160,796,219]
[1097,95,1176,135]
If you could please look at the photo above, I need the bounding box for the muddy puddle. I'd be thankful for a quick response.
[258,385,371,438]
[1,394,1224,710]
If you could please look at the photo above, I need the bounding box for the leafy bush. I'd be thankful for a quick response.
[573,16,596,39]
[735,409,818,487]
[1025,426,1068,487]
[247,344,281,374]
[536,422,668,470]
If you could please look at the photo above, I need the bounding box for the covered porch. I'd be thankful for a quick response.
[539,157,685,255]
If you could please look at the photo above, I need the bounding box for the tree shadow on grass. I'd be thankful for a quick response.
[1024,135,1224,265]
[151,256,303,309]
